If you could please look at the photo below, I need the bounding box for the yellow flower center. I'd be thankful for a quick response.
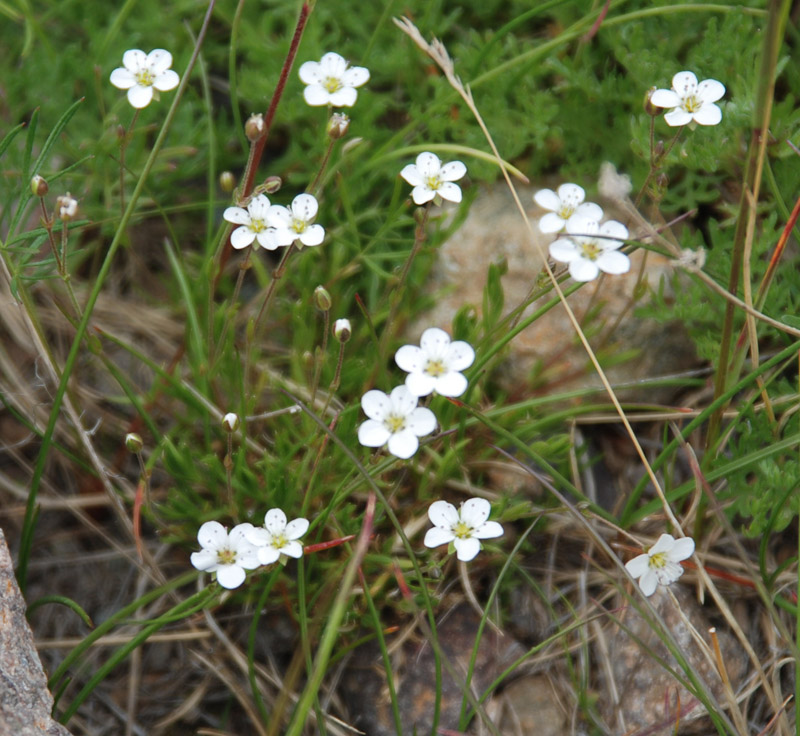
[291,217,308,234]
[218,547,236,565]
[452,521,473,539]
[323,76,342,94]
[271,533,288,550]
[250,217,266,233]
[649,551,668,569]
[426,174,442,192]
[558,204,575,220]
[579,241,602,261]
[135,68,155,87]
[385,413,406,433]
[683,94,701,113]
[424,359,447,377]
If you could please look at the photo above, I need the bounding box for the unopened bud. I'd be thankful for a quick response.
[333,318,351,342]
[245,113,265,142]
[125,433,143,453]
[644,87,659,116]
[219,171,235,193]
[30,175,49,198]
[654,140,665,159]
[314,285,332,311]
[327,112,350,140]
[263,176,282,194]
[57,193,78,222]
[222,412,239,432]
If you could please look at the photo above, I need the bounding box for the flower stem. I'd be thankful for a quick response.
[119,109,139,215]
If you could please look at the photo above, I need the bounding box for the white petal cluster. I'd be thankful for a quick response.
[625,533,695,596]
[549,217,630,282]
[533,183,603,234]
[299,52,370,108]
[395,327,474,398]
[650,71,725,127]
[358,385,436,459]
[245,509,309,566]
[400,152,467,206]
[423,498,504,562]
[110,49,180,109]
[223,193,324,251]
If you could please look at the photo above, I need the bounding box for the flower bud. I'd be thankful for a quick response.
[644,87,659,116]
[263,176,282,194]
[333,318,352,343]
[125,433,143,453]
[327,112,350,140]
[219,171,236,193]
[222,412,240,432]
[245,113,265,142]
[314,285,332,311]
[30,175,49,198]
[57,193,78,222]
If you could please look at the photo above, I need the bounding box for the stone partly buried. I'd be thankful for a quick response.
[412,183,697,405]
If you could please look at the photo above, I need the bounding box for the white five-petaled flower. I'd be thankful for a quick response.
[358,385,436,459]
[395,327,475,398]
[110,49,180,109]
[625,533,695,597]
[298,52,370,107]
[400,152,467,206]
[190,521,260,590]
[650,71,725,127]
[533,183,604,234]
[223,194,280,250]
[268,193,325,249]
[423,498,504,562]
[549,217,630,282]
[245,509,309,566]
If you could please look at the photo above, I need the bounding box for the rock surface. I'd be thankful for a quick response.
[601,585,746,735]
[0,528,73,736]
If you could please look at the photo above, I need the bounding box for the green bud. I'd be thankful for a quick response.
[245,113,265,142]
[314,285,332,311]
[326,112,350,140]
[125,433,143,453]
[30,175,49,197]
[219,171,235,193]
[222,412,240,432]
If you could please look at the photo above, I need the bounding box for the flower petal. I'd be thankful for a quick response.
[191,549,217,571]
[264,508,288,534]
[415,152,441,177]
[692,103,722,126]
[128,84,154,109]
[597,250,630,275]
[424,526,455,548]
[460,497,490,527]
[624,553,649,578]
[300,224,325,247]
[664,108,692,127]
[153,69,179,91]
[358,419,391,448]
[303,85,331,106]
[223,206,250,225]
[599,220,629,243]
[439,160,466,182]
[671,71,698,94]
[549,238,579,263]
[229,523,254,546]
[389,385,418,415]
[230,226,256,249]
[434,372,467,398]
[147,49,173,75]
[281,540,304,558]
[420,327,450,356]
[454,537,481,561]
[320,52,347,76]
[556,183,585,206]
[249,194,271,219]
[428,500,459,527]
[638,568,659,596]
[285,518,309,540]
[298,60,322,84]
[245,527,270,546]
[538,212,565,233]
[698,79,725,104]
[342,65,370,88]
[255,230,281,250]
[573,202,604,222]
[361,390,390,420]
[411,186,436,205]
[399,164,422,187]
[216,564,246,589]
[649,89,681,109]
[475,520,504,539]
[292,193,318,220]
[649,533,676,555]
[328,87,358,107]
[387,429,419,459]
[122,49,146,72]
[407,407,436,437]
[437,182,462,203]
[267,204,292,227]
[533,188,560,211]
[669,536,695,562]
[198,520,227,549]
[395,345,424,373]
[110,68,136,89]
[405,372,437,397]
[257,546,281,565]
[445,340,475,371]
[569,258,600,282]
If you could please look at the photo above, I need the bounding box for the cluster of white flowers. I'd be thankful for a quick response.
[191,509,309,589]
[357,328,474,459]
[223,192,325,251]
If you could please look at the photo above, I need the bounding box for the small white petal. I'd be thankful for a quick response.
[460,498,491,527]
[153,69,179,92]
[358,419,391,448]
[474,520,504,539]
[664,108,692,127]
[399,164,422,187]
[249,194,271,219]
[698,79,725,104]
[389,385,418,416]
[533,188,560,211]
[568,258,599,282]
[342,65,370,87]
[257,546,281,565]
[638,568,659,596]
[198,521,227,549]
[406,407,436,436]
[437,182,462,203]
[395,345,424,373]
[292,193,318,220]
[445,341,475,371]
[191,549,217,571]
[415,152,441,177]
[246,527,270,546]
[223,206,251,225]
[299,224,325,247]
[110,68,136,90]
[672,70,698,93]
[303,85,331,106]
[599,220,629,243]
[434,372,467,398]
[625,553,650,578]
[387,430,419,459]
[420,327,450,355]
[556,183,585,205]
[424,526,455,548]
[428,500,459,527]
[328,87,358,107]
[453,537,481,561]
[216,565,246,589]
[320,52,347,76]
[411,186,436,205]
[230,523,255,546]
[281,540,304,558]
[692,104,722,126]
[649,89,681,109]
[439,160,467,182]
[649,533,676,556]
[128,85,154,109]
[572,202,604,221]
[597,250,630,275]
[669,536,695,562]
[230,226,256,249]
[361,390,390,420]
[147,49,173,75]
[405,372,437,397]
[285,518,309,540]
[255,230,281,250]
[122,49,147,71]
[549,238,580,263]
[264,509,288,534]
[538,212,566,233]
[298,60,322,84]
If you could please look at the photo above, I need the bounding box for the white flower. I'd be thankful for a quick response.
[549,217,630,282]
[423,498,504,562]
[190,521,260,589]
[245,509,309,566]
[395,327,475,398]
[650,71,725,127]
[298,52,370,107]
[268,193,325,249]
[625,533,695,597]
[333,318,352,342]
[358,385,436,459]
[533,183,603,234]
[223,194,281,250]
[57,194,78,222]
[110,49,180,109]
[400,152,467,206]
